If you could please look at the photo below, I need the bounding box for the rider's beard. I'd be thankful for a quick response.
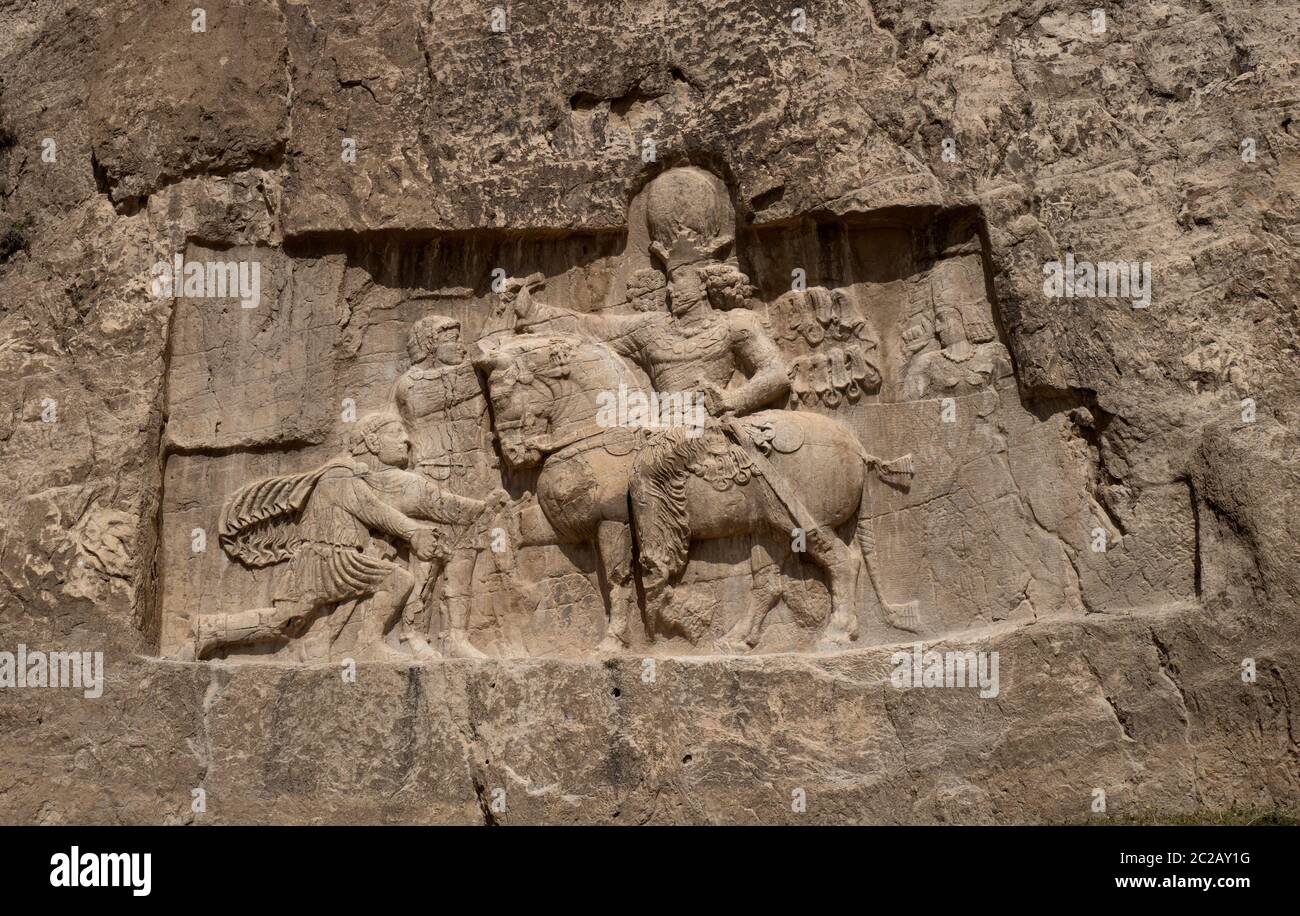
[670,289,707,318]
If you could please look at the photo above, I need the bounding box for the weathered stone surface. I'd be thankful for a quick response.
[3,606,1295,825]
[0,0,1297,824]
[89,0,290,210]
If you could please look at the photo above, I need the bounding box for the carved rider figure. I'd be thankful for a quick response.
[393,315,502,659]
[513,168,842,618]
[517,170,788,416]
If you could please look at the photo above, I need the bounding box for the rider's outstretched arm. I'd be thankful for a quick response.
[519,302,650,360]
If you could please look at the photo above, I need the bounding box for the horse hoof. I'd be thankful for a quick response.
[815,632,855,653]
[362,641,415,663]
[403,642,441,662]
[715,638,750,656]
[595,635,629,656]
[442,633,488,660]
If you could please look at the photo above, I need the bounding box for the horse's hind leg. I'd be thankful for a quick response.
[807,530,861,649]
[757,494,860,650]
[718,538,780,654]
[595,519,635,654]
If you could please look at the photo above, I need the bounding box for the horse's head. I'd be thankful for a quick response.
[474,333,630,469]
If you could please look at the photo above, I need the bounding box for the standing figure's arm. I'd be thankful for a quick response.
[390,374,413,427]
[412,481,491,527]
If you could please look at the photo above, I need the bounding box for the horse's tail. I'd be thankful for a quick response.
[855,449,921,634]
[863,452,914,487]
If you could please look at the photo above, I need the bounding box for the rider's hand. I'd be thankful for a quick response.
[700,381,735,418]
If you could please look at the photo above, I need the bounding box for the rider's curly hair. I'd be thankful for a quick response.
[698,263,755,310]
[626,268,668,312]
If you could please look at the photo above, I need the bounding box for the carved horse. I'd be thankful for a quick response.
[474,333,917,653]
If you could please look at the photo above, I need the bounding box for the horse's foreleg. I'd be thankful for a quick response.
[755,488,860,650]
[496,497,561,613]
[719,539,781,653]
[512,497,558,548]
[595,519,634,654]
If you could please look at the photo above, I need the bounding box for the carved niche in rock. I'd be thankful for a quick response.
[156,169,1188,663]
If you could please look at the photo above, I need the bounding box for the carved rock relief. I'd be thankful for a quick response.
[157,168,1197,662]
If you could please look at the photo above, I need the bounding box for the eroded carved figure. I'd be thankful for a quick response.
[193,413,502,660]
[903,251,1014,400]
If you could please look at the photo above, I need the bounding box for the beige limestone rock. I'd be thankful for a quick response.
[0,0,1297,824]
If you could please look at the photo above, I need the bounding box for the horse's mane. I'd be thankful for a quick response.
[483,331,642,391]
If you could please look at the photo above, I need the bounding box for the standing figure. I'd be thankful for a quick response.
[394,315,504,658]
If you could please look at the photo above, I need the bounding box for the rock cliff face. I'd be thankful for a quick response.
[0,0,1297,824]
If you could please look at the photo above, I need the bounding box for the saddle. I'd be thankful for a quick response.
[627,414,808,584]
